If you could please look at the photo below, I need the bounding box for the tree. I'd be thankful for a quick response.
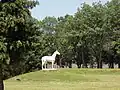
[0,0,39,90]
[0,41,8,90]
[74,2,114,68]
[56,15,75,68]
[103,0,120,68]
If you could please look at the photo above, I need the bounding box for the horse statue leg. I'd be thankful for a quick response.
[45,61,47,69]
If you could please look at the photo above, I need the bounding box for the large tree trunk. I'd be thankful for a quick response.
[77,61,81,68]
[68,60,72,68]
[97,61,102,68]
[118,63,120,68]
[89,60,94,68]
[84,62,88,68]
[90,64,94,68]
[97,61,99,68]
[77,65,81,68]
[82,51,86,68]
[99,52,102,68]
[99,60,102,68]
[76,53,82,68]
[108,54,114,68]
[0,64,4,90]
[97,52,103,68]
[109,62,114,68]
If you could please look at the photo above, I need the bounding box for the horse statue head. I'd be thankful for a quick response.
[54,50,60,55]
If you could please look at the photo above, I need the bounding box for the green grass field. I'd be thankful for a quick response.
[5,69,120,90]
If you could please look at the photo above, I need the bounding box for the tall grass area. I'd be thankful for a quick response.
[5,69,120,90]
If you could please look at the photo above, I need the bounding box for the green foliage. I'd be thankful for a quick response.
[0,41,7,63]
[0,0,40,80]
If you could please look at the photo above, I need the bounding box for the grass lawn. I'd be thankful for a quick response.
[5,68,120,90]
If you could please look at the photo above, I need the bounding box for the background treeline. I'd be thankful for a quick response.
[0,0,120,80]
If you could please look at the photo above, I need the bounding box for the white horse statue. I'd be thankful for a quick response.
[41,50,60,70]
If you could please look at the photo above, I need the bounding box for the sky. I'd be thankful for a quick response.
[31,0,111,20]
